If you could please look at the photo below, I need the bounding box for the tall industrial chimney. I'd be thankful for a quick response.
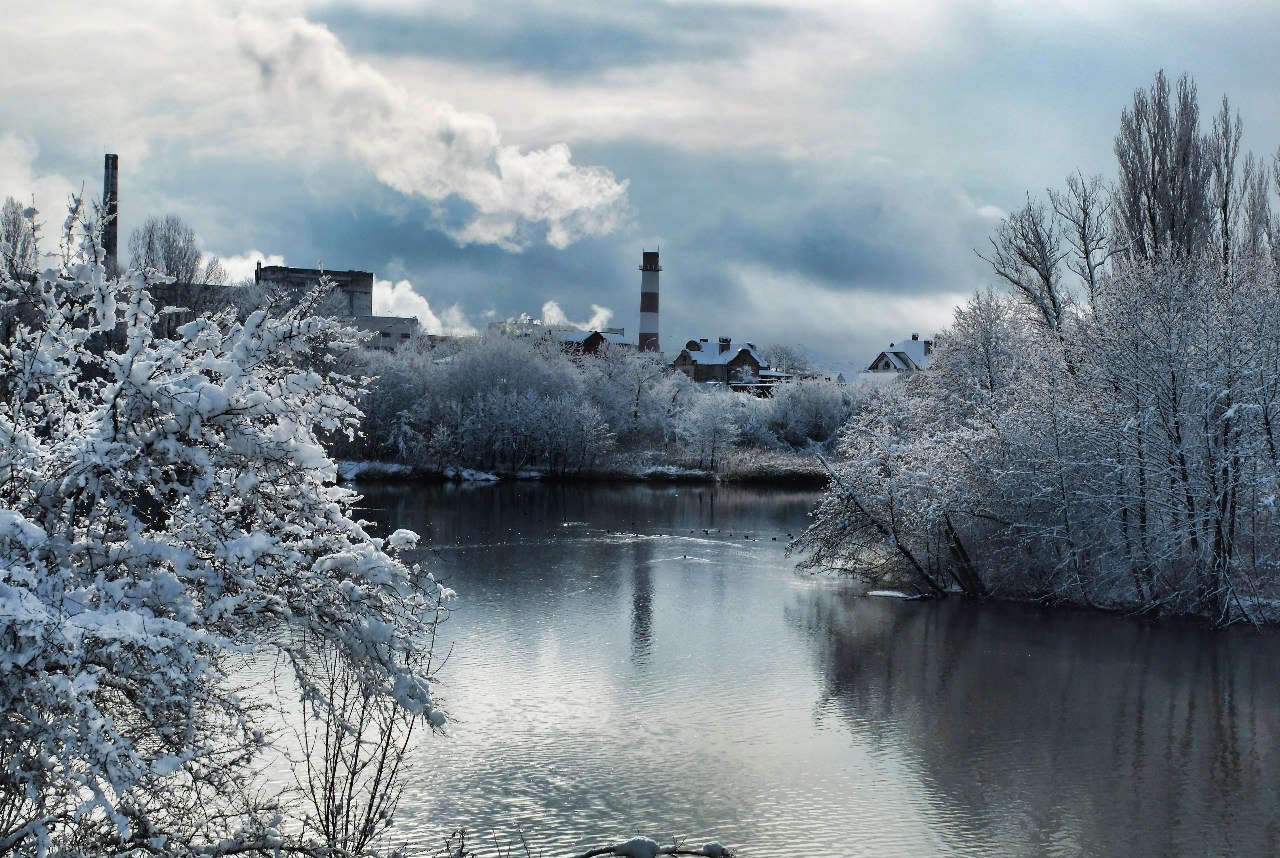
[638,250,661,352]
[103,154,119,276]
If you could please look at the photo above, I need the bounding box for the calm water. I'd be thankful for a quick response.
[350,481,1280,857]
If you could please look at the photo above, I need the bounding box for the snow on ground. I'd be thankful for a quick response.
[443,467,500,482]
[637,464,714,480]
[337,460,414,480]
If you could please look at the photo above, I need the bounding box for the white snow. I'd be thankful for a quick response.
[867,589,915,599]
[386,528,420,549]
[337,459,414,480]
[610,837,662,858]
[443,467,500,482]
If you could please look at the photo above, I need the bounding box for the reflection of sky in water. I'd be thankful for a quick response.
[250,483,1280,857]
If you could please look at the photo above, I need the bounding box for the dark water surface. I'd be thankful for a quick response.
[353,481,1280,857]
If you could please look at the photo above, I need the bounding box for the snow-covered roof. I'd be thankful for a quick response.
[549,330,631,346]
[868,335,933,371]
[679,340,769,367]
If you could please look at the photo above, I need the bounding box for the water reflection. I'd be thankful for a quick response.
[630,544,654,666]
[790,593,1280,856]
[343,482,1280,857]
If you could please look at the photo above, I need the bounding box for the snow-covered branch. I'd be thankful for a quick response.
[0,204,446,854]
[573,837,734,858]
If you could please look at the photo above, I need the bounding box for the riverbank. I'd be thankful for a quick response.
[336,448,832,488]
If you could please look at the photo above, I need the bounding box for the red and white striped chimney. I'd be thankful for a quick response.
[638,250,661,352]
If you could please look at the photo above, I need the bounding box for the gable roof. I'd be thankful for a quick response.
[868,336,933,371]
[548,330,631,347]
[678,340,769,367]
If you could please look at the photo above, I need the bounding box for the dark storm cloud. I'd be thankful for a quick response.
[666,166,996,300]
[701,198,939,295]
[840,3,1280,206]
[83,117,996,367]
[211,135,997,363]
[311,1,792,78]
[300,187,635,315]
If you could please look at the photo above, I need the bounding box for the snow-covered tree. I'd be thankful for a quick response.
[673,386,742,471]
[0,196,39,283]
[799,72,1280,623]
[983,196,1072,338]
[579,344,684,448]
[760,344,810,377]
[129,213,226,285]
[1114,70,1214,260]
[765,378,855,448]
[0,197,446,854]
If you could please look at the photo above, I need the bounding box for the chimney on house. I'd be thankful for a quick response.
[638,250,661,352]
[718,336,731,354]
[911,333,919,341]
[103,154,119,277]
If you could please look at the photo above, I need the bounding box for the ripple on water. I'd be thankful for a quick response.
[264,483,1280,858]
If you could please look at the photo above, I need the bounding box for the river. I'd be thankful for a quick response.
[347,481,1280,857]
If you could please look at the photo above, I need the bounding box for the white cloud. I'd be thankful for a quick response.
[437,304,477,336]
[235,13,630,250]
[0,2,630,251]
[360,0,965,165]
[0,135,80,234]
[539,300,613,330]
[218,250,285,283]
[373,278,477,335]
[725,262,969,363]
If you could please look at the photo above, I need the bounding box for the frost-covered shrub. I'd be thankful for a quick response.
[0,200,446,854]
[673,385,743,470]
[578,345,690,451]
[352,333,854,475]
[765,378,855,448]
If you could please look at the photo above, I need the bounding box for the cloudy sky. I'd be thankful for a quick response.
[3,0,1279,370]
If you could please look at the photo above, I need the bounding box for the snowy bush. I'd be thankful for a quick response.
[0,199,446,853]
[348,329,851,477]
[764,378,855,448]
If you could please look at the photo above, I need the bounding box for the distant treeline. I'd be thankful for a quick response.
[337,333,857,479]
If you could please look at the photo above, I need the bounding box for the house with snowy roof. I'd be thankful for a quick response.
[867,333,934,372]
[548,329,633,355]
[488,318,632,356]
[672,337,793,393]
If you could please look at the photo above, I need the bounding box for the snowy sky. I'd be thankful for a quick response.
[4,0,1280,370]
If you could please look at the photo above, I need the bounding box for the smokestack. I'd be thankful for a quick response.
[103,154,119,277]
[638,250,661,352]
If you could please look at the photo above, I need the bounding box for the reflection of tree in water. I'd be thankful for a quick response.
[788,593,1280,856]
[630,541,654,666]
[359,482,818,545]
